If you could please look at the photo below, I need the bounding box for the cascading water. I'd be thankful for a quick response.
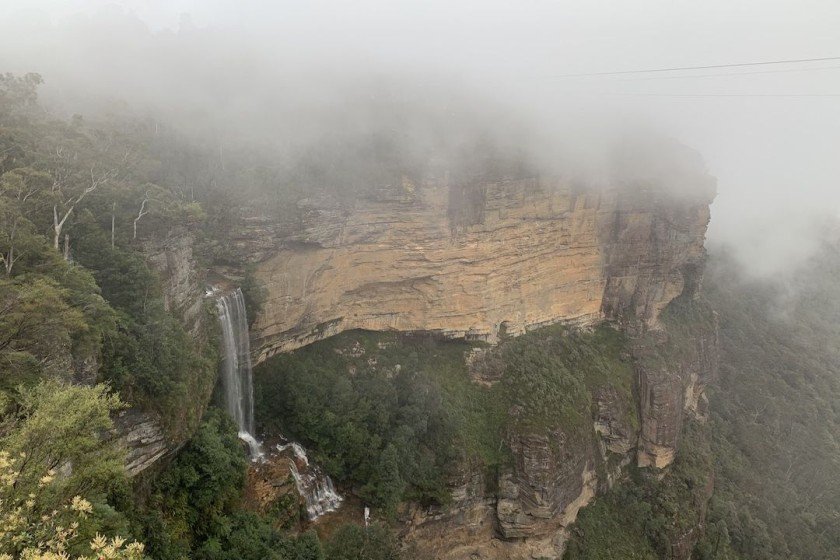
[216,288,263,460]
[277,442,343,519]
[216,288,341,519]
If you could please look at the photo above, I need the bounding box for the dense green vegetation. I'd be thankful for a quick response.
[0,73,217,435]
[0,73,410,559]
[132,408,314,560]
[0,71,226,556]
[129,407,402,560]
[565,245,840,559]
[0,379,141,559]
[254,324,636,513]
[565,422,714,559]
[697,248,840,560]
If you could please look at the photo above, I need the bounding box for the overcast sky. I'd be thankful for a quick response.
[1,0,839,275]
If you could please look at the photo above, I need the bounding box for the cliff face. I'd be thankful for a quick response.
[117,167,716,552]
[247,176,714,363]
[117,228,215,476]
[399,355,639,560]
[232,174,716,558]
[634,299,720,469]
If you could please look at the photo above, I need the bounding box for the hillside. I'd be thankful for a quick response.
[3,70,839,560]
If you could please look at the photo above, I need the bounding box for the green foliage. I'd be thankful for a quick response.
[134,409,358,560]
[255,324,635,510]
[565,423,713,559]
[0,277,87,388]
[0,72,43,124]
[564,489,658,560]
[240,264,267,325]
[693,248,840,560]
[0,74,217,438]
[565,244,840,560]
[325,524,401,560]
[498,325,634,437]
[137,408,248,558]
[0,450,145,560]
[0,380,126,505]
[255,331,465,508]
[362,443,405,518]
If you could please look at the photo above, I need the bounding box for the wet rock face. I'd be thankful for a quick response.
[593,385,636,457]
[245,177,715,362]
[250,178,607,360]
[599,187,714,332]
[497,430,589,540]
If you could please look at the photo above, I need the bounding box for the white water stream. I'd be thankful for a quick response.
[216,288,263,459]
[216,287,342,519]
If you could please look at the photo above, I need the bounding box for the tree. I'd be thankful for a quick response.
[48,146,123,253]
[369,444,404,518]
[288,531,324,560]
[141,409,248,558]
[0,72,43,124]
[0,450,144,560]
[0,278,87,386]
[0,380,126,506]
[0,168,52,275]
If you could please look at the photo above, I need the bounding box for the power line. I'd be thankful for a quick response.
[551,56,840,78]
[599,93,840,98]
[616,65,840,82]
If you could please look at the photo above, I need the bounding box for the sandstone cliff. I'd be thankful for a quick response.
[124,164,718,554]
[232,173,716,558]
[244,176,713,363]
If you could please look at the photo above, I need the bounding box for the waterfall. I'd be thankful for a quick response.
[216,288,263,459]
[277,442,343,519]
[215,288,342,519]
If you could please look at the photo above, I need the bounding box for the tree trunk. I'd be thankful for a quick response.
[111,202,116,249]
[134,197,149,240]
[53,205,61,250]
[2,246,13,275]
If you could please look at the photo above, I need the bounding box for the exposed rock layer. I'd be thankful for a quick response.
[248,177,714,362]
[232,175,716,559]
[116,172,717,549]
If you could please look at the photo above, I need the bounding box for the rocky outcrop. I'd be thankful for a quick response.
[244,175,714,362]
[593,385,636,457]
[497,430,591,541]
[632,297,719,469]
[402,419,615,559]
[400,304,717,559]
[116,228,215,476]
[600,187,712,332]
[249,179,604,360]
[114,409,170,477]
[403,467,597,560]
[142,227,207,336]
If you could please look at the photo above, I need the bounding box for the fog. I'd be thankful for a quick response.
[1,0,839,276]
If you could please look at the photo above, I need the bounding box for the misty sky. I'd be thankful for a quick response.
[1,0,839,275]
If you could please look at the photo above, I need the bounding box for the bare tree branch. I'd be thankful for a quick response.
[133,192,150,240]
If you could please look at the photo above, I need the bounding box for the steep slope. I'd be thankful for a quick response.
[698,247,840,559]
